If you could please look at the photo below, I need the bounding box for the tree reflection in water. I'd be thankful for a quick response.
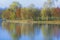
[53,24,60,40]
[2,21,60,40]
[2,22,34,40]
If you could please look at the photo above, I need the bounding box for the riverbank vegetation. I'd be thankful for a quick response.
[1,2,60,21]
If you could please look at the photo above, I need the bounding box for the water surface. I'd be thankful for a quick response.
[0,19,60,40]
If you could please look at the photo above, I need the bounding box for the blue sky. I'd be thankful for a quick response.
[0,0,60,8]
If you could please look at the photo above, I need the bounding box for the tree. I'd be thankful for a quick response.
[51,8,60,20]
[2,2,21,20]
[52,8,60,17]
[0,8,3,19]
[2,9,11,19]
[9,2,21,20]
[21,8,29,20]
[9,2,21,10]
[27,4,40,21]
[16,8,21,20]
[10,11,15,20]
[41,8,47,21]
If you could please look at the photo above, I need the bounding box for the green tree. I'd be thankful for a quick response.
[28,4,40,21]
[41,8,47,21]
[10,11,15,20]
[9,2,21,20]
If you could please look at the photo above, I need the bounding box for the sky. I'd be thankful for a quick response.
[0,0,60,8]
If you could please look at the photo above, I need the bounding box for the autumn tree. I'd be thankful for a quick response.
[52,8,60,17]
[51,8,60,20]
[28,4,40,21]
[2,9,11,19]
[9,2,21,20]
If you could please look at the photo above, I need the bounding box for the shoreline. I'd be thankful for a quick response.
[2,19,60,24]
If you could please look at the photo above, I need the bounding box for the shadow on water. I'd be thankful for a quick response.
[1,20,60,40]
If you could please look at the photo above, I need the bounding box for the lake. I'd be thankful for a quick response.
[0,19,60,40]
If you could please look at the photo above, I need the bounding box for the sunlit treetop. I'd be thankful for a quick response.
[9,2,21,9]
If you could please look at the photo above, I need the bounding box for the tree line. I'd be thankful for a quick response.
[2,2,60,21]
